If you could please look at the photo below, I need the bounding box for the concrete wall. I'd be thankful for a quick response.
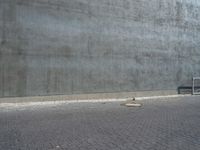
[0,0,200,97]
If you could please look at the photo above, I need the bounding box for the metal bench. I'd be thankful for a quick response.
[192,77,200,95]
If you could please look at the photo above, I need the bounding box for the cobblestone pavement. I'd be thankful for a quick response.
[0,96,200,150]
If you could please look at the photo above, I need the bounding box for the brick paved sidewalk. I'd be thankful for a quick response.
[0,96,199,150]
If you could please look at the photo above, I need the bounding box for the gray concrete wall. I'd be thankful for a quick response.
[0,0,200,97]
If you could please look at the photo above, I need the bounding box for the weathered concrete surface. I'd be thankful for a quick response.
[0,0,200,97]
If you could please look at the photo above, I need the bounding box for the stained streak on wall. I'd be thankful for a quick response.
[0,0,200,97]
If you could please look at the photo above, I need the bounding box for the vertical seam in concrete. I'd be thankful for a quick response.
[2,1,6,45]
[2,64,4,97]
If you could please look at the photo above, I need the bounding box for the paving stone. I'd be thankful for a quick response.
[0,96,200,150]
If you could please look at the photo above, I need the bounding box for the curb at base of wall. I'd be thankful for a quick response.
[0,90,179,103]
